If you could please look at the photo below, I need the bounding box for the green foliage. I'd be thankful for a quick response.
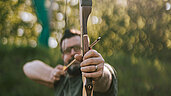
[0,0,170,57]
[0,0,39,47]
[106,51,171,96]
[88,0,171,58]
[0,45,63,96]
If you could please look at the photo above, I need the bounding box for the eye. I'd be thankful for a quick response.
[63,47,72,54]
[73,46,81,51]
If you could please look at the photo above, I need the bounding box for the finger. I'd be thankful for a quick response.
[82,70,103,78]
[81,65,97,72]
[55,65,64,70]
[53,76,60,81]
[83,50,101,60]
[81,63,103,72]
[53,69,65,77]
[74,54,83,62]
[80,57,104,67]
[60,71,65,75]
[53,70,59,77]
[55,65,65,74]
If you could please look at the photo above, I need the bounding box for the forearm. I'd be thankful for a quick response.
[94,65,112,92]
[23,60,54,87]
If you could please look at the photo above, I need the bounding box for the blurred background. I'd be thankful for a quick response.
[0,0,171,96]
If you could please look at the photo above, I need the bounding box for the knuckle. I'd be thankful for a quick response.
[85,73,91,77]
[91,49,97,53]
[57,70,60,74]
[102,59,105,63]
[55,65,60,69]
[81,67,84,71]
[88,59,94,64]
[99,64,104,69]
[83,73,87,77]
[80,62,85,67]
[98,57,104,63]
[89,66,95,71]
[91,50,97,55]
[58,65,63,68]
[55,77,60,81]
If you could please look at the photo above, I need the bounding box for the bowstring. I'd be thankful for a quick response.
[64,0,68,30]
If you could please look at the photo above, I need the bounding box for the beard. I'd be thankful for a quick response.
[66,57,81,76]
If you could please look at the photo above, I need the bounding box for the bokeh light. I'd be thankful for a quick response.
[91,16,99,24]
[56,12,64,21]
[19,11,36,23]
[52,2,59,11]
[17,28,24,37]
[48,37,58,48]
[166,2,171,10]
[29,39,37,48]
[34,24,42,34]
[70,0,78,6]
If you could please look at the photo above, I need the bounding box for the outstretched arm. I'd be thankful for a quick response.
[23,60,65,88]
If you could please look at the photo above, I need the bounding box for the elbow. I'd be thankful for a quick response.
[23,62,32,77]
[23,60,39,78]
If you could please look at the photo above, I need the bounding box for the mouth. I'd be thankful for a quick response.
[67,57,82,76]
[68,57,80,68]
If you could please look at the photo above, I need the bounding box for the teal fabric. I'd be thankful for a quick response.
[54,65,117,96]
[32,0,50,47]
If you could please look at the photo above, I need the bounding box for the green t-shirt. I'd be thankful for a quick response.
[54,64,117,96]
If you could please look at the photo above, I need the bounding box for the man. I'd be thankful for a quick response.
[23,29,117,96]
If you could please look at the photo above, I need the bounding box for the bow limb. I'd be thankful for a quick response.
[79,0,93,96]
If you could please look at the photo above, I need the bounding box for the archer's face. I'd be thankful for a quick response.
[62,36,81,65]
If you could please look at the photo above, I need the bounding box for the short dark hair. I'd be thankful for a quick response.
[60,29,80,53]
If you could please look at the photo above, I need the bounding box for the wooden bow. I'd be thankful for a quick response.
[79,0,93,96]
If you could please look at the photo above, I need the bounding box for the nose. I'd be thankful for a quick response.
[70,48,76,56]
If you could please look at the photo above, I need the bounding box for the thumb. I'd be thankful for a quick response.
[74,54,83,62]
